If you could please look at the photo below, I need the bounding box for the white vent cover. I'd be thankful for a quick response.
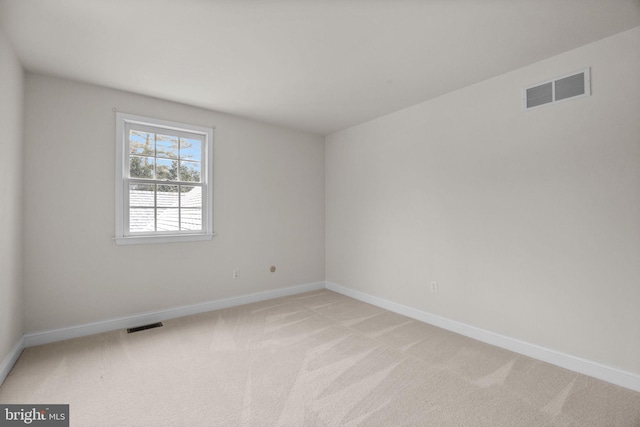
[523,68,590,111]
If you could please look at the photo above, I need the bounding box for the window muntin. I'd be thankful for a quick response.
[115,113,213,245]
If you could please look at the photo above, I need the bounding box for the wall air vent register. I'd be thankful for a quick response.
[523,68,591,111]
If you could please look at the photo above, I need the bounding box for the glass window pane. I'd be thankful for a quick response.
[179,160,201,182]
[156,134,178,159]
[181,208,202,231]
[156,158,176,181]
[156,185,179,207]
[130,184,154,207]
[129,130,155,155]
[130,208,155,232]
[130,156,155,179]
[156,208,179,231]
[180,137,201,161]
[180,186,201,208]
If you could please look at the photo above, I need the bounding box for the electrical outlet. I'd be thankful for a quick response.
[233,269,239,279]
[430,281,438,293]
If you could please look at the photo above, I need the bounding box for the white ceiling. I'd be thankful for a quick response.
[1,0,639,135]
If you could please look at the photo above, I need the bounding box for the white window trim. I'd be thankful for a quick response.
[115,112,214,245]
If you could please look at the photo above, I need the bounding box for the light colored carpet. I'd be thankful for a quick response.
[1,290,639,426]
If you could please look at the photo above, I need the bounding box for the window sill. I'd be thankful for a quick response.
[115,233,215,246]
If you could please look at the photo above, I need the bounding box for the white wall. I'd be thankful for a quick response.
[326,27,640,374]
[0,29,24,364]
[23,74,325,333]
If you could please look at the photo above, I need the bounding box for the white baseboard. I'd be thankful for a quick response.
[23,282,325,348]
[0,336,25,386]
[325,281,640,393]
[6,280,639,393]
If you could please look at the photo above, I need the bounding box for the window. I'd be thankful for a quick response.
[115,113,214,245]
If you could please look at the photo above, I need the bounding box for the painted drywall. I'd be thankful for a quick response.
[0,29,24,364]
[326,27,640,374]
[23,74,325,333]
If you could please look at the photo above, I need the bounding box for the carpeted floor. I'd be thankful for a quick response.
[1,290,639,426]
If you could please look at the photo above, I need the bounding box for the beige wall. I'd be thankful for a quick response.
[326,27,640,374]
[23,74,325,333]
[0,29,24,362]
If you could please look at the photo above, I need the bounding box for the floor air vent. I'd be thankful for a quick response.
[127,322,163,333]
[523,67,590,111]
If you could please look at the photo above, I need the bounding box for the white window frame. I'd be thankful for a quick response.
[115,112,214,245]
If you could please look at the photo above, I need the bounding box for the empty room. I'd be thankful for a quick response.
[1,1,639,426]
